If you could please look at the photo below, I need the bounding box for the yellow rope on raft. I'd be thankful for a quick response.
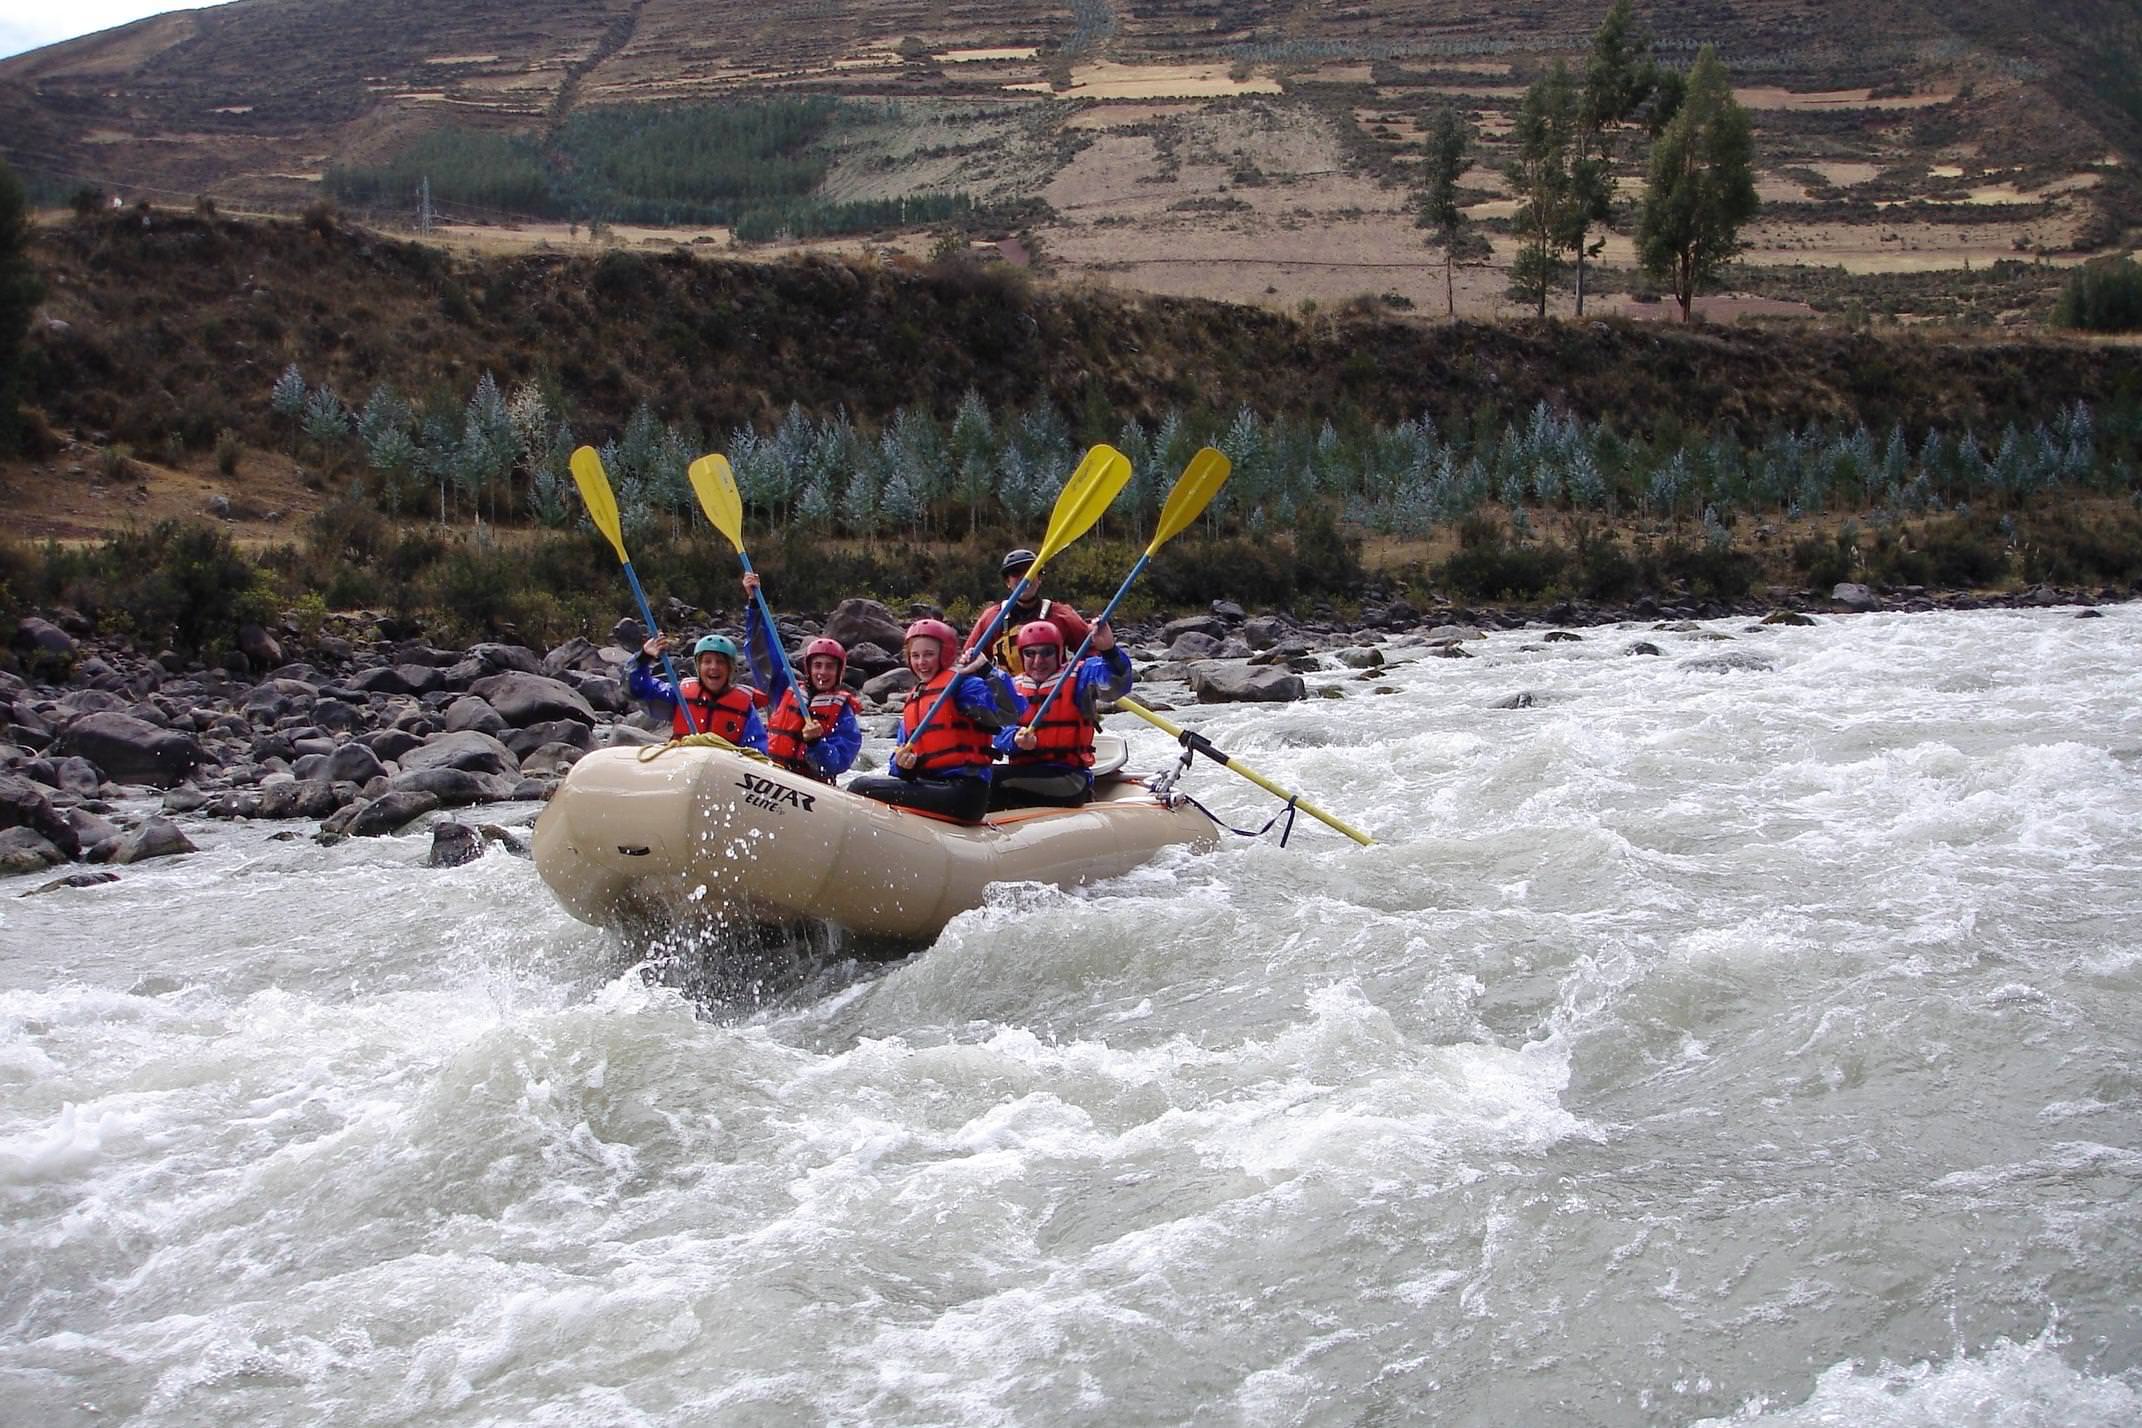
[635,732,775,765]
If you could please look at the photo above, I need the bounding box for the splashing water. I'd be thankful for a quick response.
[3,607,2138,1425]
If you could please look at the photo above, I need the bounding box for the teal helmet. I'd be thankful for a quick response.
[692,634,740,661]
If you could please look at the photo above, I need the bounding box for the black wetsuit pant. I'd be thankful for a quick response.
[848,772,992,823]
[988,768,1093,811]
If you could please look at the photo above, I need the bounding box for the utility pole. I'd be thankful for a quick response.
[417,175,433,233]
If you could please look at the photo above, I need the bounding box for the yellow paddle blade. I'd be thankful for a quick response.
[1035,444,1132,568]
[1148,447,1232,554]
[569,446,627,563]
[688,454,746,554]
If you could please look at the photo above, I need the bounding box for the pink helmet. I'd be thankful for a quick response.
[1014,621,1064,653]
[904,618,958,660]
[802,636,845,667]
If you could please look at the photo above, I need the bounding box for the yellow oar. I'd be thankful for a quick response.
[906,443,1131,745]
[1115,695,1374,846]
[570,444,700,733]
[1021,446,1231,734]
[688,453,801,704]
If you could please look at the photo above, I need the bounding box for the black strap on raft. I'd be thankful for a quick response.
[1148,728,1300,846]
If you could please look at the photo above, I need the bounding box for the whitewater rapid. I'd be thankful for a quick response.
[3,606,2138,1426]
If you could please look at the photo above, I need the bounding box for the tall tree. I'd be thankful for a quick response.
[1570,0,1659,315]
[1505,63,1579,317]
[0,160,44,456]
[1638,46,1759,322]
[1416,108,1490,316]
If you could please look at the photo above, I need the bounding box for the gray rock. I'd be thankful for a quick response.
[1241,615,1289,651]
[1166,632,1224,661]
[66,807,120,849]
[1210,600,1246,621]
[362,729,423,762]
[563,672,626,714]
[1188,662,1307,704]
[1162,614,1228,643]
[1830,582,1877,610]
[54,756,103,797]
[465,642,542,676]
[255,779,348,820]
[349,665,447,697]
[1684,652,1775,674]
[426,821,485,867]
[243,679,320,723]
[58,713,201,788]
[842,641,900,676]
[0,826,68,875]
[387,767,513,806]
[15,616,78,659]
[105,817,197,865]
[346,791,441,837]
[1491,691,1536,709]
[509,778,555,802]
[1543,630,1583,643]
[1250,637,1315,667]
[311,698,363,733]
[606,724,665,748]
[823,599,908,654]
[468,672,596,728]
[443,695,509,736]
[862,667,918,702]
[324,741,387,785]
[519,742,586,776]
[1428,644,1474,659]
[1761,609,1817,626]
[541,637,608,678]
[1424,624,1485,643]
[503,720,594,758]
[58,689,129,718]
[401,730,519,777]
[237,623,283,670]
[479,824,532,858]
[161,786,211,815]
[1624,641,1664,657]
[1334,647,1384,669]
[23,870,121,895]
[609,618,647,649]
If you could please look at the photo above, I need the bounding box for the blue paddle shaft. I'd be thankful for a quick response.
[1023,552,1147,730]
[907,572,1033,747]
[622,561,699,734]
[736,550,803,708]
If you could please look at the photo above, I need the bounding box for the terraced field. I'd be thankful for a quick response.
[2,0,2136,323]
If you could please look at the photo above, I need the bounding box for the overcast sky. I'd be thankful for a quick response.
[0,1,231,61]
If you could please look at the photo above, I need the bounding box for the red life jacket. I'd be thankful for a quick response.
[671,678,758,742]
[1011,668,1095,768]
[767,686,861,779]
[900,667,994,776]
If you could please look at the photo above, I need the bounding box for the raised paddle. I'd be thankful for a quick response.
[1114,695,1374,846]
[688,452,803,708]
[569,444,699,734]
[904,443,1133,751]
[1019,446,1231,737]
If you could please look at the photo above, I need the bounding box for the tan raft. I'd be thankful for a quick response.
[533,735,1217,941]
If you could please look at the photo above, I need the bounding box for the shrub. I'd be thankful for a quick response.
[1437,517,1567,599]
[215,429,243,475]
[85,521,274,653]
[2051,258,2142,333]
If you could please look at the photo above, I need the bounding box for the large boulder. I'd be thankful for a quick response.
[1241,615,1291,651]
[324,741,388,785]
[1162,614,1229,644]
[842,641,900,677]
[1831,582,1877,611]
[469,672,596,728]
[387,766,514,807]
[59,713,202,788]
[346,790,440,837]
[255,779,350,820]
[427,821,485,868]
[823,599,908,654]
[861,668,918,703]
[243,679,319,723]
[1166,631,1224,661]
[237,623,283,670]
[103,817,197,866]
[443,695,509,736]
[362,729,424,762]
[541,637,612,678]
[0,827,67,875]
[1188,662,1307,704]
[14,616,77,660]
[400,730,519,777]
[518,742,586,777]
[503,720,594,759]
[349,665,447,697]
[560,671,626,714]
[53,756,103,797]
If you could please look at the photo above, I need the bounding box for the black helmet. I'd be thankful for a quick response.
[1001,548,1038,576]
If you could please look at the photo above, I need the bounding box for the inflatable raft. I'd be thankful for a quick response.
[533,735,1216,941]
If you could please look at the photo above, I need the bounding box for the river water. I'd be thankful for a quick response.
[3,607,2139,1426]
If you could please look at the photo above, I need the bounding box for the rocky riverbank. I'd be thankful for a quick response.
[2,579,2124,889]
